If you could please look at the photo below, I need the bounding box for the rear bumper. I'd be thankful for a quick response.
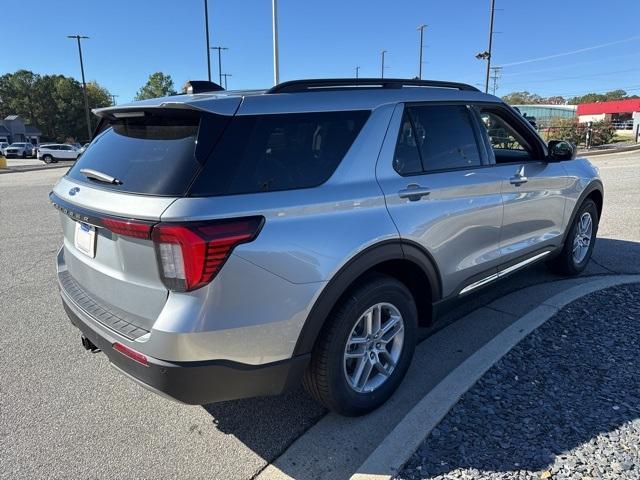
[60,289,310,405]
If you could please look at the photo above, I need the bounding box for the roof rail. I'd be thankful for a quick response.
[184,80,225,94]
[267,78,480,94]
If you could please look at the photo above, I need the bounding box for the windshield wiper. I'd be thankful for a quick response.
[80,168,122,185]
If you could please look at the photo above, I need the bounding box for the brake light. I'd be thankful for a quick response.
[113,342,148,366]
[103,217,153,239]
[151,217,264,292]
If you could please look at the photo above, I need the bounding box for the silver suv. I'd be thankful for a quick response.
[52,78,603,415]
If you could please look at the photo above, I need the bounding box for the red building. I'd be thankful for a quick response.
[577,98,640,130]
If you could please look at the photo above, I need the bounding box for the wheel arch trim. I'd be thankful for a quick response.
[562,179,604,245]
[292,240,441,356]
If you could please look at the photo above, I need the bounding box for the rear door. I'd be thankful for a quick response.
[53,106,236,333]
[58,145,74,159]
[376,103,505,298]
[475,106,569,265]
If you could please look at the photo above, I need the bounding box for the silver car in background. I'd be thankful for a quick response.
[51,78,603,415]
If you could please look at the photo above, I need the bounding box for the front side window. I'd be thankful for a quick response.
[190,110,370,196]
[479,110,535,163]
[393,105,482,175]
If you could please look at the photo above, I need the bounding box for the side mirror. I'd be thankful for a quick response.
[548,140,576,161]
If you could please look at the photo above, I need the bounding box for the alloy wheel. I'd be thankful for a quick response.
[572,212,593,263]
[343,302,405,393]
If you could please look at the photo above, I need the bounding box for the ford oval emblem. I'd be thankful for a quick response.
[69,187,80,196]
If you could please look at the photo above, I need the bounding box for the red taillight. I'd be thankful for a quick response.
[151,217,264,292]
[103,218,153,239]
[113,342,148,366]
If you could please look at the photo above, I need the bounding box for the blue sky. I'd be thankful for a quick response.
[3,0,639,102]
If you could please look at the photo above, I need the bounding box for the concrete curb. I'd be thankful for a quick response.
[578,144,640,157]
[0,163,72,174]
[350,274,640,480]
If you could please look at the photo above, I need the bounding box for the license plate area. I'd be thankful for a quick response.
[74,221,96,258]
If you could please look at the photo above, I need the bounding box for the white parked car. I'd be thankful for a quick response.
[5,142,34,158]
[38,144,81,163]
[0,142,9,156]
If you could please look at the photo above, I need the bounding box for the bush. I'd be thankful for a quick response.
[543,119,615,147]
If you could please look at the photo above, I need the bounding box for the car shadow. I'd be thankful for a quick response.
[200,237,639,476]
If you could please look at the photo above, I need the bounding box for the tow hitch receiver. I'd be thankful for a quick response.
[81,335,100,353]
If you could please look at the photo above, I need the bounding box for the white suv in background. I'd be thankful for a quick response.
[38,144,81,163]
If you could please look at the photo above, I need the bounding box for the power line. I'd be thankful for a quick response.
[500,67,640,87]
[501,52,640,77]
[498,35,640,67]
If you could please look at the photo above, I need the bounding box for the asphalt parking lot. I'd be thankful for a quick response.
[1,151,639,480]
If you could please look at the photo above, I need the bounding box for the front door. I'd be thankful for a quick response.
[476,107,569,266]
[376,103,505,298]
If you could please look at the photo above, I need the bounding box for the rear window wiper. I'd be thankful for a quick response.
[80,168,122,185]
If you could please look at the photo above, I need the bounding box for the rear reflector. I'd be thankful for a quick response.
[103,218,153,239]
[151,216,264,292]
[113,342,148,366]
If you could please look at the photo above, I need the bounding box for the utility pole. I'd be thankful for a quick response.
[204,0,212,81]
[109,94,119,105]
[381,50,387,78]
[211,46,228,86]
[221,73,232,89]
[272,0,280,85]
[67,35,92,141]
[485,0,496,93]
[490,66,502,95]
[417,24,427,79]
[355,66,360,79]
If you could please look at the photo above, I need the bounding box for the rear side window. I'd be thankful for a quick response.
[190,110,370,196]
[394,105,481,175]
[67,110,229,196]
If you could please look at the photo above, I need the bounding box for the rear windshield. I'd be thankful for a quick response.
[67,110,228,196]
[189,110,370,196]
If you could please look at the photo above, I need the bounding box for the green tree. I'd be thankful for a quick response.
[568,89,638,105]
[135,72,176,100]
[501,91,544,105]
[502,91,567,105]
[0,70,112,141]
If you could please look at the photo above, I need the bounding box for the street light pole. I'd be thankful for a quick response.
[67,35,92,141]
[484,0,496,93]
[417,24,427,79]
[272,0,280,85]
[381,50,387,78]
[204,0,212,81]
[355,66,360,79]
[211,46,228,86]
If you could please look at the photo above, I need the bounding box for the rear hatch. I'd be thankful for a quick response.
[53,104,237,337]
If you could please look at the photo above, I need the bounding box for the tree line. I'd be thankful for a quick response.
[0,70,179,143]
[0,70,112,142]
[502,89,639,106]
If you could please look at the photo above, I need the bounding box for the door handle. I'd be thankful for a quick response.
[509,165,528,185]
[398,183,431,201]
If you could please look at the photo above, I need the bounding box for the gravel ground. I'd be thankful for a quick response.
[397,283,640,480]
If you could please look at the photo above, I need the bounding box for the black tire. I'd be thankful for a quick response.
[547,198,599,276]
[43,155,53,164]
[303,274,417,416]
[21,151,26,158]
